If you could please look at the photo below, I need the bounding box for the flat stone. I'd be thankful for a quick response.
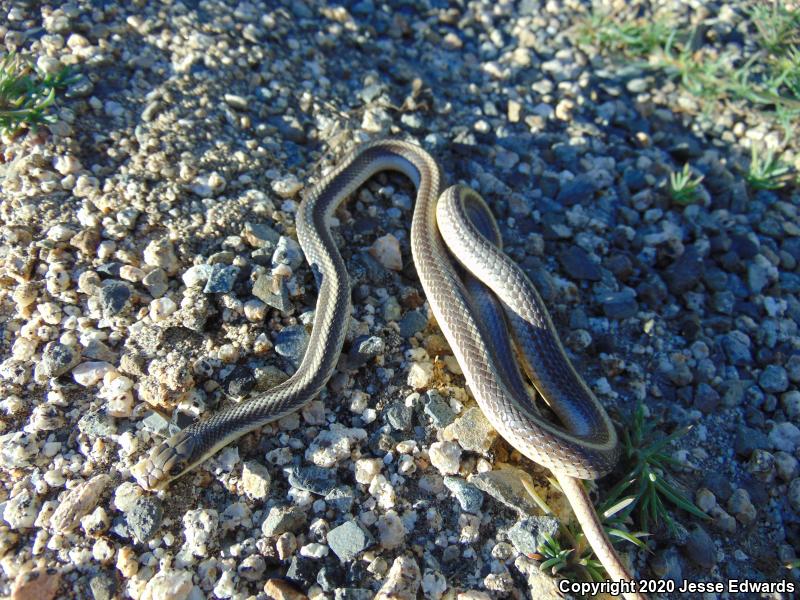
[99,280,131,315]
[422,390,455,429]
[326,520,372,562]
[274,325,310,368]
[558,246,601,281]
[443,476,484,513]
[204,263,239,293]
[347,335,386,369]
[288,465,336,495]
[600,290,638,319]
[444,407,496,453]
[399,310,428,338]
[262,506,307,537]
[507,516,560,556]
[252,273,292,312]
[469,466,544,516]
[40,342,80,377]
[125,495,163,543]
[556,176,595,206]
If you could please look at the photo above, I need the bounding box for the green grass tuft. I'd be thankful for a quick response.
[597,402,709,535]
[745,144,794,190]
[0,52,76,136]
[668,163,704,205]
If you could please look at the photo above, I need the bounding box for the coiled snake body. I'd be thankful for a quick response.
[137,139,644,599]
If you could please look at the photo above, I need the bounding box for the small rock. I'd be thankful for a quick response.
[275,325,310,369]
[556,176,595,206]
[374,555,421,600]
[326,520,372,562]
[141,570,193,600]
[558,246,601,281]
[443,476,484,513]
[600,290,638,319]
[399,310,428,337]
[262,506,307,537]
[242,461,272,500]
[506,516,560,557]
[470,467,543,516]
[759,365,789,394]
[125,496,163,543]
[11,568,61,600]
[72,361,114,387]
[263,578,307,600]
[50,474,111,533]
[444,407,496,453]
[384,403,413,431]
[99,281,131,315]
[726,489,756,525]
[769,422,800,452]
[423,391,455,428]
[684,525,717,570]
[369,234,402,271]
[288,465,336,495]
[429,441,462,475]
[204,264,239,293]
[664,247,703,295]
[40,342,80,377]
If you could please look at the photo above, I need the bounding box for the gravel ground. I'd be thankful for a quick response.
[1,1,799,599]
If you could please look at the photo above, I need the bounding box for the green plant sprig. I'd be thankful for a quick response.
[668,163,705,205]
[0,52,77,136]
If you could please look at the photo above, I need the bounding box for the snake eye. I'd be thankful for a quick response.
[169,464,183,477]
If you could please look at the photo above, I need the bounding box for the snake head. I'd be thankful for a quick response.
[133,430,197,491]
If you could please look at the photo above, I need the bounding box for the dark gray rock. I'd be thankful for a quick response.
[327,520,372,562]
[694,383,720,413]
[559,246,601,281]
[759,365,789,394]
[204,263,239,293]
[274,324,310,368]
[223,365,256,398]
[684,525,717,570]
[99,281,131,315]
[423,390,455,428]
[556,176,595,206]
[399,310,428,338]
[289,466,336,495]
[600,290,638,319]
[126,496,163,543]
[443,476,484,513]
[664,247,703,295]
[40,342,80,377]
[506,516,560,556]
[384,402,413,431]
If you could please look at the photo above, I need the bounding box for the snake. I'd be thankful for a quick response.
[136,139,645,599]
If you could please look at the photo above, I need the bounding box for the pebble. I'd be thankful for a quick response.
[398,310,428,337]
[125,496,163,542]
[183,509,219,557]
[759,365,789,394]
[149,297,177,321]
[72,361,114,387]
[182,264,214,287]
[99,281,131,315]
[684,525,717,570]
[444,407,496,453]
[288,465,336,495]
[443,476,484,513]
[558,246,601,281]
[275,324,310,368]
[273,236,304,270]
[374,555,421,600]
[769,422,800,452]
[262,506,307,537]
[263,579,307,600]
[423,391,455,428]
[39,342,80,377]
[470,467,542,516]
[11,568,61,600]
[369,234,402,271]
[506,516,560,556]
[326,520,372,562]
[384,402,413,431]
[429,441,462,475]
[50,474,111,533]
[600,290,638,319]
[242,460,272,500]
[141,570,193,600]
[556,176,595,206]
[203,263,239,293]
[376,512,407,549]
[305,425,367,467]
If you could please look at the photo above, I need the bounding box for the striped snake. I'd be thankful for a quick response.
[136,139,644,598]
